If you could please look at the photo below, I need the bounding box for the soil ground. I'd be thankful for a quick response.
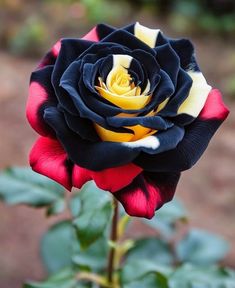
[0,33,235,287]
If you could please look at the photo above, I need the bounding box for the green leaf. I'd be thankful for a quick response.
[169,264,235,288]
[23,268,86,288]
[125,238,174,266]
[41,221,79,274]
[72,237,108,272]
[143,198,187,238]
[47,199,66,216]
[123,273,168,288]
[73,181,112,249]
[121,259,172,284]
[176,229,229,265]
[0,167,65,213]
[69,193,81,218]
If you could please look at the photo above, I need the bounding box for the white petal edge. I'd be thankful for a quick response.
[122,135,160,150]
[134,22,160,48]
[177,71,212,118]
[113,54,132,68]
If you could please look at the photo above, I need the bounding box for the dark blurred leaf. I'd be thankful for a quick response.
[0,167,65,213]
[123,272,168,288]
[72,237,108,272]
[169,264,235,288]
[41,221,78,274]
[121,259,172,284]
[176,228,229,265]
[47,199,66,216]
[143,198,187,238]
[125,238,174,266]
[73,181,112,249]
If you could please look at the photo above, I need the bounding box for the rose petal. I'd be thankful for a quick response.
[38,40,61,69]
[26,66,57,136]
[29,137,72,190]
[73,163,142,193]
[199,89,229,120]
[134,22,160,48]
[135,89,229,172]
[114,171,180,219]
[82,26,99,42]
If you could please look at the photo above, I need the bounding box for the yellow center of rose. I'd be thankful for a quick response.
[94,55,159,142]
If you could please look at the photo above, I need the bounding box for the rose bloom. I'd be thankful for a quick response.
[26,23,229,219]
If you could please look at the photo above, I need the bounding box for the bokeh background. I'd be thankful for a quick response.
[0,0,235,287]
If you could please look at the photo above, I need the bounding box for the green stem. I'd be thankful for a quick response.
[107,197,119,285]
[76,272,111,287]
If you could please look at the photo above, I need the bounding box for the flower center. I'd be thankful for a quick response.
[96,65,142,99]
[94,54,159,142]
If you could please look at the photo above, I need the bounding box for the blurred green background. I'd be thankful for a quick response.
[0,0,235,287]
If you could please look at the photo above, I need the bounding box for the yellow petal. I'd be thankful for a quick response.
[94,123,133,142]
[110,81,132,95]
[94,122,156,143]
[128,124,152,141]
[95,86,151,110]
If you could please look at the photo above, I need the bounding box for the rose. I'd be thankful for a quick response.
[26,22,229,219]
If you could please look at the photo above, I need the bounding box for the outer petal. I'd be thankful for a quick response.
[38,40,61,69]
[134,89,229,172]
[26,66,57,136]
[199,89,229,120]
[29,137,72,190]
[52,38,94,115]
[114,171,180,219]
[73,163,142,193]
[82,26,99,42]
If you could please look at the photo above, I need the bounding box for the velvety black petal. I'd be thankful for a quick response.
[62,111,100,142]
[52,38,94,115]
[155,43,180,86]
[138,70,174,116]
[60,61,133,134]
[106,115,173,131]
[95,23,116,40]
[121,125,184,155]
[78,42,131,62]
[43,107,140,170]
[158,68,193,117]
[155,32,200,72]
[134,118,225,172]
[100,29,156,56]
[131,49,160,92]
[169,38,200,72]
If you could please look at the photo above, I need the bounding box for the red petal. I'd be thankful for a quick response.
[26,82,52,136]
[73,163,142,193]
[82,26,99,42]
[199,89,229,120]
[37,40,62,69]
[30,137,72,190]
[114,172,180,219]
[51,40,61,57]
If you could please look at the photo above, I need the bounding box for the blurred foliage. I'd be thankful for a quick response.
[226,74,235,99]
[1,166,235,287]
[0,0,129,57]
[124,0,235,35]
[1,0,235,57]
